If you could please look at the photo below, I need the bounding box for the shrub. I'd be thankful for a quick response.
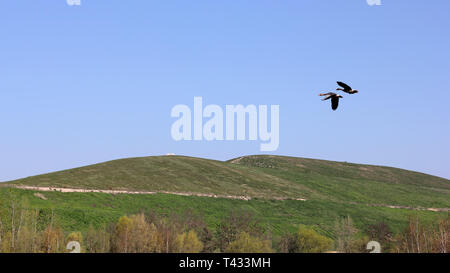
[296,226,333,253]
[225,232,273,253]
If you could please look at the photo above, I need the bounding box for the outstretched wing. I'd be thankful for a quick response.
[331,96,339,110]
[337,81,351,91]
[320,92,335,101]
[322,95,333,101]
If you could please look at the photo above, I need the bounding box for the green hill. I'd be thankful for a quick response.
[1,155,449,238]
[5,155,450,208]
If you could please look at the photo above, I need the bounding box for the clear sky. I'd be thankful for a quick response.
[1,0,449,181]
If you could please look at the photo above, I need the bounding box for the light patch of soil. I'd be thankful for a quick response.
[229,157,244,164]
[12,185,272,201]
[33,192,47,200]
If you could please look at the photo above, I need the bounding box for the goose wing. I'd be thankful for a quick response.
[337,81,352,91]
[320,92,336,101]
[322,94,333,101]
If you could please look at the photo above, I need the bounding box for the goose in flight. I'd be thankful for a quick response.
[319,92,343,111]
[337,81,359,94]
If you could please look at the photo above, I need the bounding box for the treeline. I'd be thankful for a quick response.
[0,198,448,253]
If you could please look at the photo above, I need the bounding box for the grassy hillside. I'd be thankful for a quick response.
[230,155,450,208]
[0,188,445,239]
[1,155,448,242]
[5,156,309,199]
[5,155,450,208]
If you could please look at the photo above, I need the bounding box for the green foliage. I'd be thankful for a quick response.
[84,225,110,253]
[114,216,133,253]
[128,214,162,253]
[66,231,83,244]
[225,232,273,253]
[0,187,446,243]
[215,211,265,252]
[296,226,333,253]
[0,196,448,253]
[175,230,203,253]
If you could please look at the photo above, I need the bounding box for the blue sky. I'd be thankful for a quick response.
[1,0,449,181]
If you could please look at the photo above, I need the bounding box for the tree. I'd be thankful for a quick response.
[85,225,111,253]
[278,233,299,253]
[396,215,429,253]
[296,226,333,253]
[175,230,203,253]
[67,231,83,244]
[395,216,450,253]
[41,225,65,253]
[335,216,359,253]
[367,221,392,243]
[114,216,133,253]
[155,218,177,253]
[434,218,449,253]
[349,235,371,253]
[225,232,273,253]
[216,211,265,252]
[128,214,163,253]
[0,232,12,253]
[164,209,214,252]
[1,190,27,252]
[15,225,34,253]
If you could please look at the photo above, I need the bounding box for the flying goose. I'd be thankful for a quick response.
[319,92,343,111]
[337,81,359,94]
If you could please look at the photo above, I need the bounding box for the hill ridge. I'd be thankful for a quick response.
[4,155,450,209]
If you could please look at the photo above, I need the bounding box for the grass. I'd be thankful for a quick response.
[0,187,446,239]
[1,154,449,238]
[5,155,450,208]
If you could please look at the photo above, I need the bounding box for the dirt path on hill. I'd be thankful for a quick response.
[8,185,449,212]
[11,185,307,202]
[364,203,449,212]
